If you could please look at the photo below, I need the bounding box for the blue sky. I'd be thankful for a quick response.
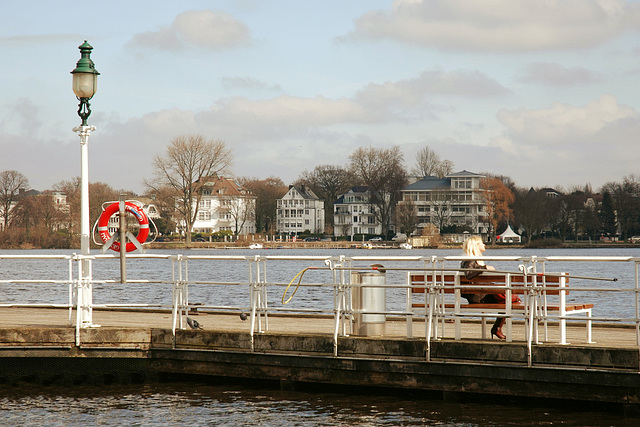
[2,0,640,193]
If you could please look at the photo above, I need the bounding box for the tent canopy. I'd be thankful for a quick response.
[497,225,521,243]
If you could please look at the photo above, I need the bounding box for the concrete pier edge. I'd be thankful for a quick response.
[1,326,640,416]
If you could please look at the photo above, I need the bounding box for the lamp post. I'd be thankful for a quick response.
[71,41,100,328]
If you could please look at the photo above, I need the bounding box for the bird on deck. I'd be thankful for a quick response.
[239,312,248,321]
[186,316,203,330]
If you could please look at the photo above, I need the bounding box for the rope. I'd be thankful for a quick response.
[282,267,313,305]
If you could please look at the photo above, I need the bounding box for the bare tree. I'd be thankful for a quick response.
[429,189,454,232]
[349,146,407,237]
[0,170,29,230]
[53,178,81,240]
[225,193,255,238]
[394,199,419,235]
[147,135,232,246]
[240,177,288,234]
[513,188,551,243]
[295,165,356,227]
[411,146,454,178]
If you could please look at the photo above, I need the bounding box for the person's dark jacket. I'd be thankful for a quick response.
[461,259,492,304]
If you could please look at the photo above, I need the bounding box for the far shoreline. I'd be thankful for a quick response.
[3,241,637,251]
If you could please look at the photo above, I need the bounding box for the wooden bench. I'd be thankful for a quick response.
[406,271,593,344]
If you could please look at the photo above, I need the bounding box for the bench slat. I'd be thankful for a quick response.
[411,302,591,311]
[410,273,568,295]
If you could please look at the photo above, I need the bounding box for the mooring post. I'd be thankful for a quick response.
[119,194,127,283]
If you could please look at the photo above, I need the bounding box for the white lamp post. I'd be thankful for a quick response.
[71,41,100,328]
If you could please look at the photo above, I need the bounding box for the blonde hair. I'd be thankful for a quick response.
[462,235,485,264]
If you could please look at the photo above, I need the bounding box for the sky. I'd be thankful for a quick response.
[1,0,640,195]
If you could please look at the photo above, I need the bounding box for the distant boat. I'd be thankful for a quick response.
[249,243,263,249]
[399,243,412,250]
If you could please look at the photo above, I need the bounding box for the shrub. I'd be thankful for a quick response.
[526,238,564,248]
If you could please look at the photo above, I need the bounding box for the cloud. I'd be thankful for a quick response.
[206,95,376,134]
[493,94,640,165]
[518,62,602,86]
[356,68,509,109]
[222,76,283,92]
[0,34,82,45]
[129,10,251,51]
[345,0,640,51]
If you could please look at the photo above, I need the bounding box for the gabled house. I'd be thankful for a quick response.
[190,176,256,236]
[333,186,382,238]
[276,185,325,235]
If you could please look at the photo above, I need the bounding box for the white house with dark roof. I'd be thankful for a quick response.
[333,186,382,238]
[398,170,490,235]
[276,185,325,235]
[190,176,256,236]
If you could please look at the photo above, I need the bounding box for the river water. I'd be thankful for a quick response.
[1,247,639,425]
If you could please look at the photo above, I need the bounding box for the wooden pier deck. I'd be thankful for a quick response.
[1,307,639,415]
[0,306,636,348]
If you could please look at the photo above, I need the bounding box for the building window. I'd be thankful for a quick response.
[454,178,472,189]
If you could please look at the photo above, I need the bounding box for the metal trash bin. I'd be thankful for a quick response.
[351,266,386,336]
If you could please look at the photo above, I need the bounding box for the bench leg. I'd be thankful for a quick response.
[586,310,594,343]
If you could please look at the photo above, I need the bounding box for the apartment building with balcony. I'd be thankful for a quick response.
[276,185,325,235]
[333,186,382,238]
[398,170,490,235]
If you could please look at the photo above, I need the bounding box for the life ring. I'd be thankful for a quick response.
[97,202,149,252]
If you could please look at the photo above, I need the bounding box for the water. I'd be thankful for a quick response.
[1,247,640,424]
[1,247,639,319]
[0,382,636,426]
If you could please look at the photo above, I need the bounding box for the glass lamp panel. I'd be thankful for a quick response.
[72,73,97,98]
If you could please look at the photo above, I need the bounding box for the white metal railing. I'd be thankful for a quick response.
[1,253,639,362]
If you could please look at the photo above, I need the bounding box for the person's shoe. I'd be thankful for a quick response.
[491,326,506,339]
[491,318,506,339]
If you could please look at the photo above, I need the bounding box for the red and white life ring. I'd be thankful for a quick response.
[97,202,149,252]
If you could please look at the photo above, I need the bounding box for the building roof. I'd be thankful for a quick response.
[286,185,320,200]
[446,170,484,178]
[334,186,372,204]
[402,176,451,191]
[200,176,252,197]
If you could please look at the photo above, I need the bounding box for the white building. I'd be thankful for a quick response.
[333,186,382,238]
[398,170,490,235]
[276,185,325,235]
[191,176,256,236]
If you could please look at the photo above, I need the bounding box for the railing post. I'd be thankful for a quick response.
[74,253,99,332]
[248,255,269,352]
[559,272,568,345]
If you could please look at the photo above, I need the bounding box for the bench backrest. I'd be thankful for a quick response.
[409,272,567,295]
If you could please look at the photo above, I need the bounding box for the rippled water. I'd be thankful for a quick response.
[0,382,636,426]
[2,248,640,425]
[1,247,639,319]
